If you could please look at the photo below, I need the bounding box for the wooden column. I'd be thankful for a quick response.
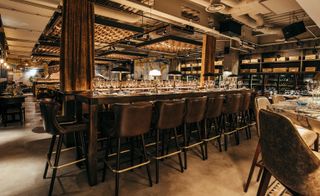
[60,0,94,92]
[200,35,216,86]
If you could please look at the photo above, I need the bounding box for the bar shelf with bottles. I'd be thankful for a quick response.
[180,58,223,81]
[238,49,320,95]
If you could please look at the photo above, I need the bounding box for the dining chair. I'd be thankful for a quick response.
[244,96,319,192]
[257,109,320,196]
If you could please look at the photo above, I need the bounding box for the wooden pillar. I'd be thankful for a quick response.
[200,35,216,86]
[60,0,94,92]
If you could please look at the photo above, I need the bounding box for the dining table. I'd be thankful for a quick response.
[75,88,252,186]
[0,95,26,126]
[270,97,320,133]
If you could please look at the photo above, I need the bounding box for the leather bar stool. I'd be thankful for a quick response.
[40,100,88,196]
[183,96,207,169]
[237,92,252,139]
[154,99,184,183]
[222,93,242,151]
[203,94,225,159]
[101,102,153,196]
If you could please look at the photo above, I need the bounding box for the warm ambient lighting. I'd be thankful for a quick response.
[0,58,4,64]
[26,69,38,77]
[149,69,161,76]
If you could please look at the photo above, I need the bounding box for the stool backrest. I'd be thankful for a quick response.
[240,92,251,112]
[223,93,242,114]
[155,99,185,130]
[254,96,270,137]
[184,96,207,123]
[205,95,225,119]
[39,100,61,135]
[259,109,320,195]
[113,102,153,137]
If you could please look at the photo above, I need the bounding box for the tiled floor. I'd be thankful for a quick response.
[0,95,268,196]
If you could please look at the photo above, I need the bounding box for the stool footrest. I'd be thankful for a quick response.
[183,141,204,149]
[105,160,151,174]
[47,158,86,169]
[153,150,182,160]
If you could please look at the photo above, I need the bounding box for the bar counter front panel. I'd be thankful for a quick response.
[75,88,252,185]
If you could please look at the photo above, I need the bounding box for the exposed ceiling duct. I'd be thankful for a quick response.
[190,0,283,36]
[110,0,242,43]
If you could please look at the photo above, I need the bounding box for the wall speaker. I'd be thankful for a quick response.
[219,20,242,36]
[282,21,306,39]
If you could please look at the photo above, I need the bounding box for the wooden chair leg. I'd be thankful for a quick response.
[256,168,272,196]
[244,141,261,192]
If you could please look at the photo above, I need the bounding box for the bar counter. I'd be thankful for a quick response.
[75,88,252,186]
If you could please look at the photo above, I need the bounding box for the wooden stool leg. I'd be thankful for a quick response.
[48,135,63,196]
[155,129,160,184]
[115,138,121,196]
[257,168,272,196]
[43,135,56,179]
[244,141,261,192]
[140,135,152,187]
[183,123,188,169]
[174,128,184,173]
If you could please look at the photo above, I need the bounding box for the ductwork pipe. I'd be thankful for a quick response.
[94,4,141,23]
[190,0,282,35]
[110,0,242,43]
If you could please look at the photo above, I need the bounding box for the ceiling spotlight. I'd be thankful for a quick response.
[206,0,225,13]
[0,59,3,64]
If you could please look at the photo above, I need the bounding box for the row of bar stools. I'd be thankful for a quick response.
[40,100,88,196]
[101,102,153,196]
[203,94,225,159]
[222,93,242,151]
[183,96,207,169]
[154,100,184,183]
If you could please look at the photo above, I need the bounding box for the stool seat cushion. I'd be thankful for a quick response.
[61,123,88,133]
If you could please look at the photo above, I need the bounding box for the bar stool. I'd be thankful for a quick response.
[40,100,88,196]
[203,95,225,159]
[237,92,252,139]
[101,102,153,196]
[154,99,184,183]
[183,96,207,169]
[222,93,242,151]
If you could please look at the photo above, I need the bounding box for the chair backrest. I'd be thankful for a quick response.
[155,99,185,130]
[113,102,153,137]
[184,96,207,123]
[240,92,251,112]
[205,95,225,119]
[254,96,271,137]
[39,100,61,135]
[223,93,242,114]
[272,95,285,104]
[259,109,320,195]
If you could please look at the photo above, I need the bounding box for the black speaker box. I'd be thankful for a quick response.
[224,47,230,54]
[282,21,306,39]
[219,20,242,36]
